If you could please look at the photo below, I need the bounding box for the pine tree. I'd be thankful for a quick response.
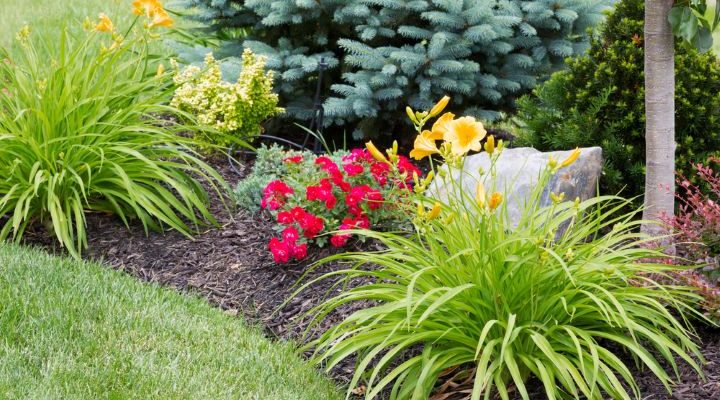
[179,0,611,139]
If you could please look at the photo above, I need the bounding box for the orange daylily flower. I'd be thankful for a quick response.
[94,13,114,33]
[132,0,162,17]
[444,116,486,156]
[409,130,440,160]
[148,7,174,28]
[488,192,503,211]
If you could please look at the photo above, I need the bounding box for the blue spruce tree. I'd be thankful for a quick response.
[179,0,612,139]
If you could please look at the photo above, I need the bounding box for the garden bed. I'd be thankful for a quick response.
[24,157,720,399]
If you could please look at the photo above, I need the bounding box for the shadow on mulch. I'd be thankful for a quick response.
[19,158,720,400]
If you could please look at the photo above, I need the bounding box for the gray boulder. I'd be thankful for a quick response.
[428,147,603,226]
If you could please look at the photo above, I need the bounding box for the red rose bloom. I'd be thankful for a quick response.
[343,163,364,176]
[292,243,308,260]
[277,211,293,224]
[269,237,292,263]
[282,226,300,243]
[330,233,350,248]
[283,155,303,164]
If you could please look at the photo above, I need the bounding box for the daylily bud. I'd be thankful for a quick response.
[413,171,420,186]
[422,171,435,187]
[427,202,441,220]
[484,135,495,154]
[497,139,504,152]
[428,96,450,117]
[406,106,419,124]
[476,183,486,208]
[488,192,503,211]
[156,63,165,77]
[548,156,558,169]
[417,203,425,218]
[550,192,565,204]
[415,111,428,121]
[366,141,390,164]
[392,140,398,155]
[559,148,581,168]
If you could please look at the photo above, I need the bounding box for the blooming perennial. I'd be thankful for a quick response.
[262,148,420,264]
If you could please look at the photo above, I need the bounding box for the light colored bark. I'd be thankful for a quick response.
[642,0,676,236]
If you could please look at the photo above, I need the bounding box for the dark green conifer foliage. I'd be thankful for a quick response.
[179,0,610,139]
[517,0,720,200]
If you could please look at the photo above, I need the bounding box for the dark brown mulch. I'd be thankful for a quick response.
[20,158,720,399]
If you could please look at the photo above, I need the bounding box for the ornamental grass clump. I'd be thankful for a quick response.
[0,4,228,258]
[298,98,705,399]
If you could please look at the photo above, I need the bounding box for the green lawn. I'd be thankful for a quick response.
[2,0,125,48]
[0,244,341,399]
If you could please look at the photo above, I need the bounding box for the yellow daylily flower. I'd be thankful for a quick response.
[149,7,174,28]
[559,148,581,168]
[366,141,389,164]
[409,130,440,160]
[132,0,162,17]
[94,13,114,33]
[429,112,454,140]
[444,116,486,156]
[428,96,450,117]
[488,192,503,211]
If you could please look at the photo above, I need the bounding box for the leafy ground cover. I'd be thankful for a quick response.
[0,242,341,399]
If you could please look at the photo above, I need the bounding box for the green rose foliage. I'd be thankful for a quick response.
[516,0,720,200]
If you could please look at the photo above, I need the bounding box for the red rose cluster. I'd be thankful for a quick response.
[261,148,421,264]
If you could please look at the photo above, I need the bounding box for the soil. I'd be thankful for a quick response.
[21,157,720,400]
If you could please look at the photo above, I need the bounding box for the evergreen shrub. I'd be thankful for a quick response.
[179,0,611,139]
[516,0,720,199]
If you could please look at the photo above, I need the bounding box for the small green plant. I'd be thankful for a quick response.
[297,98,704,400]
[171,49,282,148]
[516,0,720,200]
[234,144,293,211]
[0,9,229,258]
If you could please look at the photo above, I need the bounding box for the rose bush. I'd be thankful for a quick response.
[260,148,421,264]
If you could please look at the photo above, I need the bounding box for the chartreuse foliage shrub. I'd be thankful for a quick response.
[297,99,704,399]
[516,0,720,200]
[0,8,228,258]
[171,49,282,148]
[179,0,611,139]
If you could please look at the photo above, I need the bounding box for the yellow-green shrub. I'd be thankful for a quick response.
[171,49,282,148]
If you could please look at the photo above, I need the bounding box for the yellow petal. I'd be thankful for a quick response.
[409,131,440,160]
[430,112,454,140]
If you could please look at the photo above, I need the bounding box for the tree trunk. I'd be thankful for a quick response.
[642,0,675,236]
